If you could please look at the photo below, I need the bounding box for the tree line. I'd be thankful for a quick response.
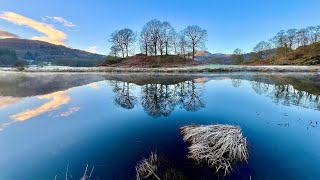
[109,19,207,60]
[0,48,18,66]
[231,25,320,64]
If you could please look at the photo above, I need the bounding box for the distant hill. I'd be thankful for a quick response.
[0,38,105,66]
[194,50,233,64]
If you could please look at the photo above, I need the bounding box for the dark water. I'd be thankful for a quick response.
[0,72,320,180]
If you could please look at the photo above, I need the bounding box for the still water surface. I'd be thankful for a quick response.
[0,72,319,180]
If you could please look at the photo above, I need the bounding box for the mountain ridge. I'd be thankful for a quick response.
[194,50,233,64]
[0,38,105,63]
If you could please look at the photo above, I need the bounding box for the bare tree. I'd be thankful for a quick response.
[140,26,150,56]
[158,32,165,56]
[171,30,179,55]
[178,32,188,58]
[109,45,121,57]
[183,25,208,60]
[110,28,136,58]
[232,48,244,64]
[110,30,125,58]
[315,26,320,42]
[253,41,271,60]
[286,29,297,49]
[119,28,136,57]
[144,19,161,56]
[296,28,309,46]
[308,26,320,43]
[272,30,288,49]
[159,21,175,55]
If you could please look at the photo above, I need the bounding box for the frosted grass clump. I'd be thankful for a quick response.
[180,124,248,175]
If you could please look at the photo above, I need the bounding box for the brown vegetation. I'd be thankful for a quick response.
[246,42,320,65]
[269,42,320,65]
[99,54,203,68]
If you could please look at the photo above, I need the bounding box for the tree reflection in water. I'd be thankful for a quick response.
[269,84,320,110]
[248,75,320,111]
[141,81,205,117]
[182,81,205,112]
[110,74,320,118]
[111,81,137,109]
[111,80,205,117]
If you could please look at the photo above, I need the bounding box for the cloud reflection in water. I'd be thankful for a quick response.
[10,91,70,121]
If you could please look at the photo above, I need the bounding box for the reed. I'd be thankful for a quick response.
[180,124,248,175]
[135,152,161,180]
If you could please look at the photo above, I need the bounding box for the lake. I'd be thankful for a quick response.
[0,72,319,180]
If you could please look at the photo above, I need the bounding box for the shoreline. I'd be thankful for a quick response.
[1,65,320,73]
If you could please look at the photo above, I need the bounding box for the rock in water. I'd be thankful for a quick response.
[180,124,248,175]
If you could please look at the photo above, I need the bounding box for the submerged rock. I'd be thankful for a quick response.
[180,124,248,175]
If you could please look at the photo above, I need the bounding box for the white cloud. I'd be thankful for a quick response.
[0,11,67,45]
[44,16,76,27]
[85,46,97,53]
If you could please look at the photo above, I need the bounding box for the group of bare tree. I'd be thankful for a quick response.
[109,19,207,60]
[109,28,136,58]
[252,25,320,60]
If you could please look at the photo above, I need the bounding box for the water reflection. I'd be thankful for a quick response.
[108,74,320,118]
[59,106,81,117]
[0,72,320,179]
[87,82,100,90]
[112,82,137,109]
[1,72,319,119]
[247,76,320,111]
[110,80,205,117]
[10,90,70,121]
[0,96,21,109]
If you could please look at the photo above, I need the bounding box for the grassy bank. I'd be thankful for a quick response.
[1,65,320,73]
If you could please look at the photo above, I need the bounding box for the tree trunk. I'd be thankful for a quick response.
[192,45,195,61]
[165,42,168,55]
[154,42,157,56]
[126,45,129,57]
[145,44,148,56]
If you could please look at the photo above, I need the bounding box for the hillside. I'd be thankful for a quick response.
[0,38,105,66]
[249,42,320,66]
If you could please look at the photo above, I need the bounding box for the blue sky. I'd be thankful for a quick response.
[1,0,320,54]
